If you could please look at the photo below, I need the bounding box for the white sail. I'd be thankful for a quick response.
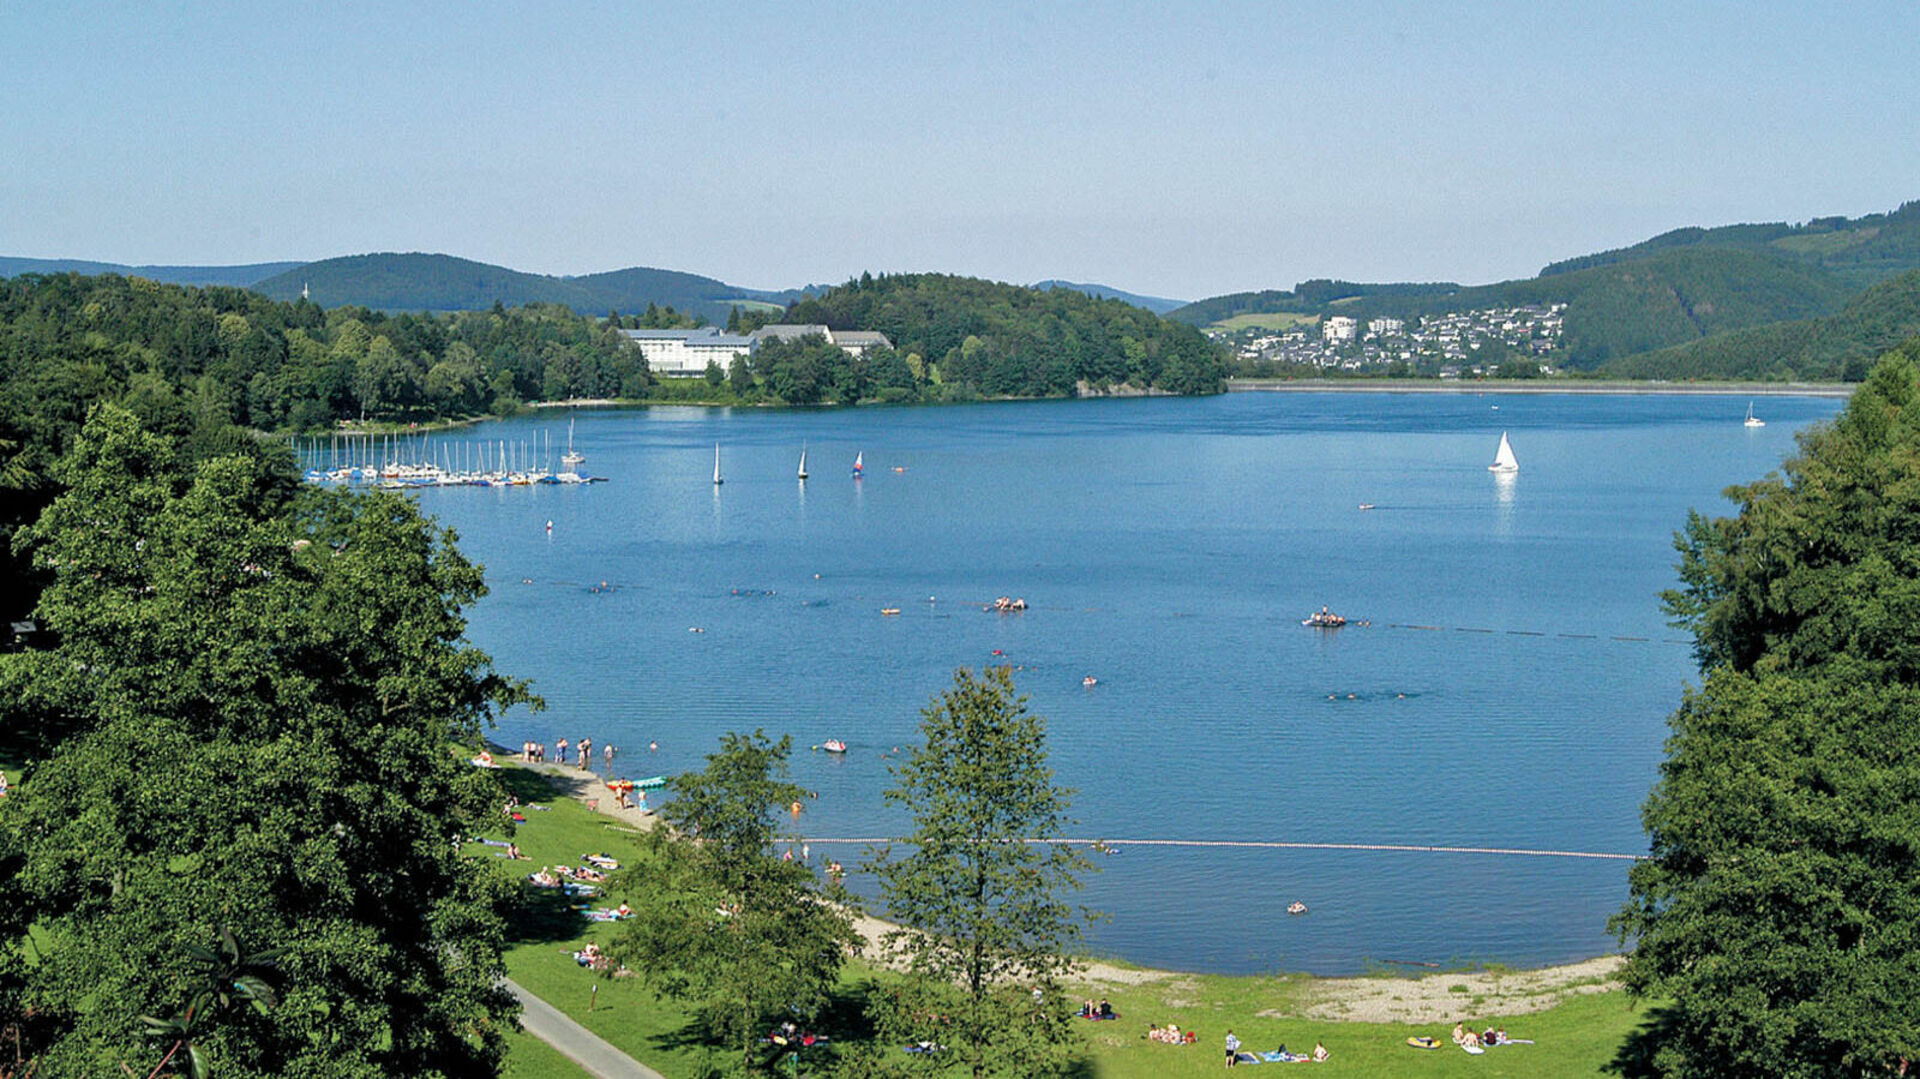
[563,414,585,466]
[1489,431,1519,473]
[713,444,724,485]
[1744,401,1765,428]
[852,450,863,476]
[798,444,808,479]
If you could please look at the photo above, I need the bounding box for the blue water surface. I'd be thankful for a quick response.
[364,391,1841,974]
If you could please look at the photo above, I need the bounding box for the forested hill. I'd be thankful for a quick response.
[1175,199,1920,377]
[1601,270,1920,382]
[782,273,1227,396]
[249,253,787,324]
[1540,200,1920,290]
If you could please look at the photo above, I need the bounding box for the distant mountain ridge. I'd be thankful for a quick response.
[248,253,793,324]
[1032,280,1186,314]
[0,256,303,287]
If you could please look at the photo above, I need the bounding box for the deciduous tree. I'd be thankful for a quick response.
[868,667,1094,1078]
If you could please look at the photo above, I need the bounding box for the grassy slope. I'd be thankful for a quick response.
[482,765,1656,1078]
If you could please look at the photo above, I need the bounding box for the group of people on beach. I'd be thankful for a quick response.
[521,738,620,770]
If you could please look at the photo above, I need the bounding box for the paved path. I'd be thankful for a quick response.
[507,978,665,1079]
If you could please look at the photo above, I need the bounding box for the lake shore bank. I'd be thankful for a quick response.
[1228,377,1852,397]
[496,753,1626,1019]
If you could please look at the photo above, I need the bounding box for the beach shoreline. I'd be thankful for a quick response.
[491,749,1625,1020]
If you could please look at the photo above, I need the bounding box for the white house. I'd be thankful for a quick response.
[1322,316,1357,343]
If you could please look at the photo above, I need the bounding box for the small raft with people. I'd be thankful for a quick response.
[989,596,1028,612]
[820,739,848,754]
[1303,606,1347,628]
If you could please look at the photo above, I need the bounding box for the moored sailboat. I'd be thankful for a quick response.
[798,444,808,480]
[713,443,724,485]
[1744,401,1765,428]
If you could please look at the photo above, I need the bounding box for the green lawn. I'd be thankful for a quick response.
[1207,312,1318,333]
[480,765,1656,1077]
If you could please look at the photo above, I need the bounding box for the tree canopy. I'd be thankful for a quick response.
[868,667,1094,1078]
[611,730,858,1075]
[0,404,532,1077]
[1615,351,1920,1076]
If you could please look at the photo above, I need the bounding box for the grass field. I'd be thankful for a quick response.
[481,765,1657,1078]
[1207,312,1318,333]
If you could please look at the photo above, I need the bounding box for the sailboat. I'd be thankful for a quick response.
[1488,431,1519,473]
[852,450,864,478]
[1744,401,1765,428]
[797,444,809,480]
[713,444,724,486]
[562,414,586,468]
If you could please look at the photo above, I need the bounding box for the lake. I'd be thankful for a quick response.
[376,390,1843,975]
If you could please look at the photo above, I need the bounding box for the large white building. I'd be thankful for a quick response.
[624,324,898,378]
[749,324,895,358]
[1322,316,1358,342]
[621,327,755,377]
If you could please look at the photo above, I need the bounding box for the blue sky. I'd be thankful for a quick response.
[3,1,1916,299]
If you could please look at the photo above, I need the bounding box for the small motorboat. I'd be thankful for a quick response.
[880,607,901,616]
[820,739,848,754]
[1357,503,1374,511]
[1303,606,1347,628]
[1287,900,1308,915]
[1082,676,1098,688]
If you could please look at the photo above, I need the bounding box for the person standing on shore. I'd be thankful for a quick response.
[1225,1030,1240,1067]
[555,738,569,766]
[578,737,591,769]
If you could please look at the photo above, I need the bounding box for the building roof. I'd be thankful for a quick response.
[750,323,833,343]
[830,330,893,348]
[622,327,751,347]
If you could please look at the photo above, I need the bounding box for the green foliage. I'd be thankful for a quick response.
[869,667,1095,1078]
[1605,271,1920,382]
[611,731,858,1075]
[1542,199,1920,292]
[1616,351,1920,1076]
[0,404,532,1078]
[785,273,1227,397]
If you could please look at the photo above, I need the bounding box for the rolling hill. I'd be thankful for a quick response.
[1172,203,1920,372]
[0,256,303,287]
[248,253,796,323]
[1602,270,1920,382]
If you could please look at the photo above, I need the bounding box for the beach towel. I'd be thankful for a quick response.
[1255,1050,1310,1063]
[477,838,513,848]
[582,908,629,922]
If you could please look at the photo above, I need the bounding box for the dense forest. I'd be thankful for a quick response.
[1603,270,1920,381]
[783,272,1226,397]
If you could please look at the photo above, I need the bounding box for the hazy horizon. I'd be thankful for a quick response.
[5,1,1916,299]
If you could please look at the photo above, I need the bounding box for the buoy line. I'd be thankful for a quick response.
[792,837,1645,861]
